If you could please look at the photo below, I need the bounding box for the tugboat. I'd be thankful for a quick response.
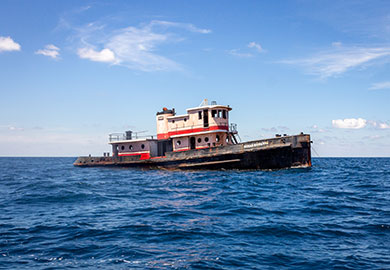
[74,100,311,170]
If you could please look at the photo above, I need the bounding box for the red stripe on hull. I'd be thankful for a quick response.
[173,148,190,152]
[157,125,228,140]
[118,152,151,160]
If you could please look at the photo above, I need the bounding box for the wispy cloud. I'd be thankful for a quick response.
[35,44,60,59]
[73,20,210,71]
[227,49,253,58]
[228,41,265,58]
[332,118,367,129]
[0,36,21,52]
[248,41,264,53]
[369,81,390,90]
[261,126,290,132]
[370,121,390,129]
[362,135,385,140]
[148,20,211,34]
[281,45,390,78]
[0,125,24,131]
[310,124,327,133]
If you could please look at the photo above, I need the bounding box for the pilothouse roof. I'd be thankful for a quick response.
[186,99,232,112]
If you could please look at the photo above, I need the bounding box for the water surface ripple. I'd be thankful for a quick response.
[0,157,389,269]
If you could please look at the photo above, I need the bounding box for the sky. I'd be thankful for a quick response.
[1,0,390,157]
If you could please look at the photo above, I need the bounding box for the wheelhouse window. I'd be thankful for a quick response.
[218,110,222,118]
[212,110,217,117]
[222,110,226,119]
[198,111,202,119]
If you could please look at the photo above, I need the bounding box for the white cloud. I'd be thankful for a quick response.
[310,124,327,133]
[370,121,390,129]
[228,42,265,58]
[227,49,253,58]
[369,81,390,90]
[332,118,367,129]
[332,42,342,48]
[104,26,180,71]
[78,47,116,63]
[248,42,264,53]
[8,126,24,131]
[35,44,60,59]
[149,20,211,34]
[0,36,21,52]
[379,123,390,129]
[362,135,385,140]
[281,46,390,78]
[73,20,209,71]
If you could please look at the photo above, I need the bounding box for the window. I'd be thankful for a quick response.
[129,145,133,150]
[172,120,175,123]
[121,145,125,150]
[216,135,220,142]
[177,140,181,146]
[218,110,222,118]
[141,144,145,149]
[197,138,202,143]
[222,110,226,119]
[198,111,202,120]
[205,137,209,142]
[184,118,187,122]
[212,110,217,117]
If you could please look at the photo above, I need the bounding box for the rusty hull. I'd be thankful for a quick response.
[74,134,311,170]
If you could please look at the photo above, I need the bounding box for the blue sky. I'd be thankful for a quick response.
[1,0,389,157]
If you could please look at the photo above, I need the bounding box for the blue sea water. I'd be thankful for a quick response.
[0,158,389,269]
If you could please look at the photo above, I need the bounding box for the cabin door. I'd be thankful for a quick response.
[190,137,196,150]
[203,110,209,128]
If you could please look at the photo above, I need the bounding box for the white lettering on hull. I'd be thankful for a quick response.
[243,141,269,149]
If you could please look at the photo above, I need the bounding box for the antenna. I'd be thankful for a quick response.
[199,99,208,107]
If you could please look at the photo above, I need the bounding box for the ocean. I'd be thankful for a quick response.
[0,157,389,269]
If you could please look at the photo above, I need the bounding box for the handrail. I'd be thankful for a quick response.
[230,123,238,134]
[108,133,155,142]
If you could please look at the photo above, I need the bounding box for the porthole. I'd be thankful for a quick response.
[121,145,125,150]
[141,144,145,149]
[197,138,202,143]
[184,118,187,122]
[129,145,133,150]
[172,120,175,123]
[177,140,181,146]
[205,137,209,142]
[216,135,220,142]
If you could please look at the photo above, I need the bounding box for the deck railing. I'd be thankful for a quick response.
[108,133,155,142]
